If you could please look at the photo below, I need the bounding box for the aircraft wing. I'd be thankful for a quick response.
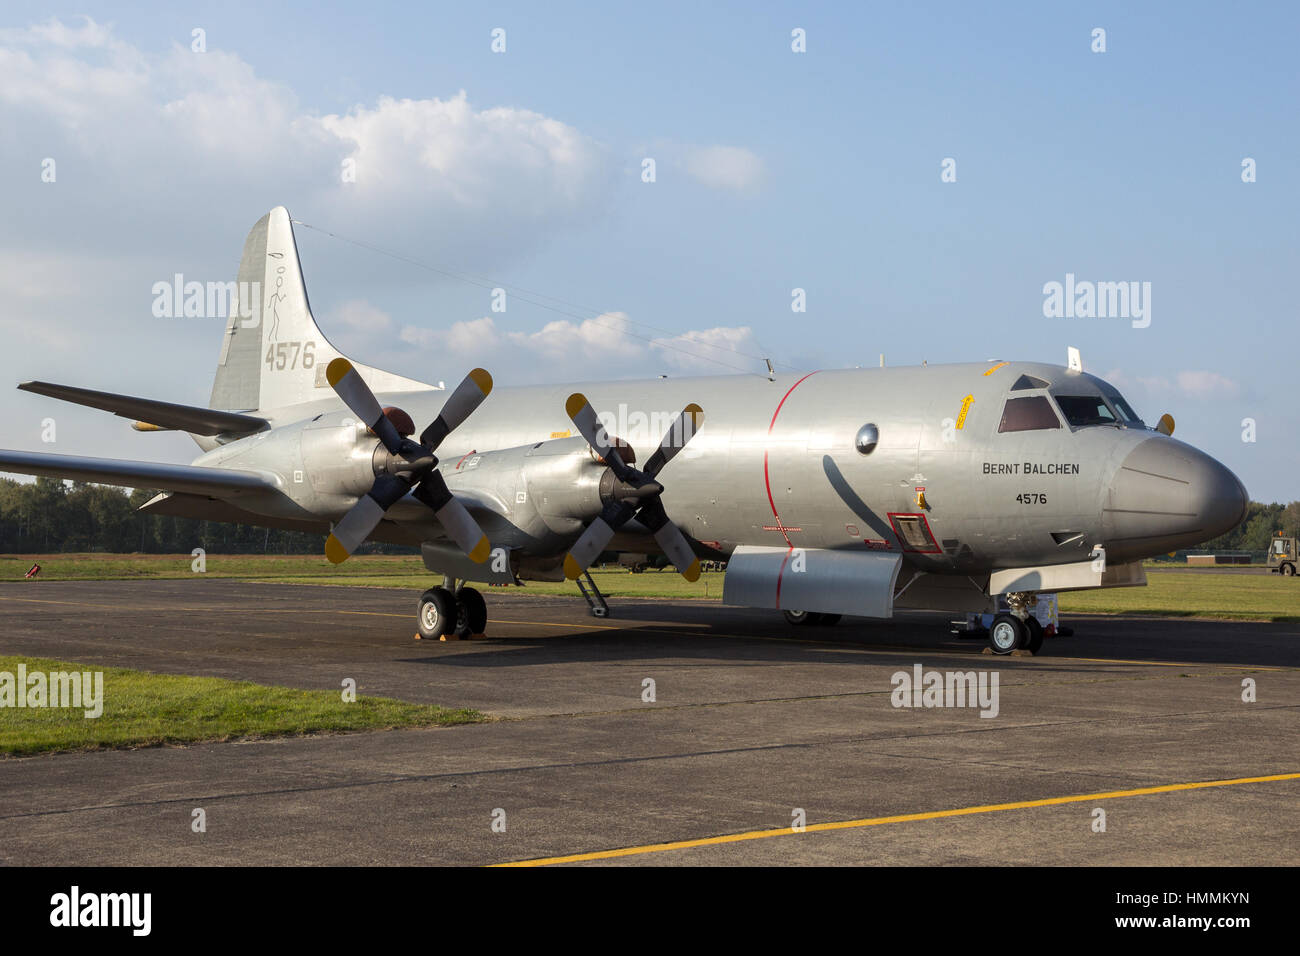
[0,449,279,498]
[18,381,268,436]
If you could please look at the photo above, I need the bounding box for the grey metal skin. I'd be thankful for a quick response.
[1,209,1248,617]
[181,359,1248,599]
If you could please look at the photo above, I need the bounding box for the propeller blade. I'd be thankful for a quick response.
[643,403,704,478]
[411,470,491,563]
[653,521,702,582]
[565,392,630,480]
[563,516,617,580]
[635,496,700,582]
[326,358,404,454]
[563,500,636,579]
[325,473,410,564]
[420,368,493,452]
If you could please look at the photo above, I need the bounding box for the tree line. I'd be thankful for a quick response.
[0,475,1295,557]
[0,477,412,555]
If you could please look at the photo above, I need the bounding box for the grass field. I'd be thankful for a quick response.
[2,554,1297,621]
[0,654,483,757]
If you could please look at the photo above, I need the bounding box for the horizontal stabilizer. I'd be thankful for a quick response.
[18,381,268,436]
[0,449,279,498]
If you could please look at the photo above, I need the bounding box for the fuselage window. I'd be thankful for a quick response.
[1054,395,1118,428]
[998,396,1062,433]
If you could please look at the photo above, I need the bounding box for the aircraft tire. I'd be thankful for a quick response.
[988,614,1025,654]
[1024,616,1044,654]
[783,609,822,626]
[417,587,456,639]
[455,587,488,638]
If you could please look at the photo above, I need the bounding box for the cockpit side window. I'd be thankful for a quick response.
[1102,389,1144,425]
[998,396,1061,433]
[1055,395,1118,427]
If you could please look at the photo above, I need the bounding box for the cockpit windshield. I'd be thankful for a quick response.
[1054,395,1119,428]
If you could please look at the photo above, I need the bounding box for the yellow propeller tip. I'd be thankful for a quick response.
[469,368,493,396]
[682,559,702,583]
[325,358,352,387]
[563,554,583,580]
[324,535,350,565]
[468,536,491,564]
[565,393,589,419]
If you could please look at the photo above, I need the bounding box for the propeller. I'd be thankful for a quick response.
[1156,413,1175,437]
[562,393,704,582]
[324,359,493,565]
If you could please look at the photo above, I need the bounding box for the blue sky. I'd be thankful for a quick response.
[1,2,1296,500]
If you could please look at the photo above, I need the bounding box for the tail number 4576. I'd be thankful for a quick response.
[265,341,316,371]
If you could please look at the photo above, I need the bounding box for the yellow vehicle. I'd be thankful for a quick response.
[1269,534,1297,576]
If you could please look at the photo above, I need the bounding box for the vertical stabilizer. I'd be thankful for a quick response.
[210,207,430,413]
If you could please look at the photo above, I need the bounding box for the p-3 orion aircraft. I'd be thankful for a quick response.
[0,208,1249,654]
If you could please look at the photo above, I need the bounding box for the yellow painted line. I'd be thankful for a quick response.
[983,362,1009,376]
[486,618,618,630]
[493,772,1300,867]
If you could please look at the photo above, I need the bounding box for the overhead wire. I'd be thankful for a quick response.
[292,219,793,378]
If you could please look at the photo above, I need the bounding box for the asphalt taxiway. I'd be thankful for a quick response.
[1,580,1296,865]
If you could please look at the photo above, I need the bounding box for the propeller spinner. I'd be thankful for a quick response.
[563,393,704,582]
[324,359,493,565]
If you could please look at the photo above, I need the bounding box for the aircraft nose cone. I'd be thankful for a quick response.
[1103,437,1249,559]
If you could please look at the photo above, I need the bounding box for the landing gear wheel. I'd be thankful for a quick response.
[816,614,842,627]
[783,609,823,626]
[988,613,1026,655]
[454,587,487,639]
[1023,616,1044,654]
[417,587,456,639]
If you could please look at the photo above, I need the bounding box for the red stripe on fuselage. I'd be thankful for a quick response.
[763,371,819,547]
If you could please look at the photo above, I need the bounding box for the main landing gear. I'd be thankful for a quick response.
[987,592,1044,655]
[782,609,843,627]
[417,579,488,641]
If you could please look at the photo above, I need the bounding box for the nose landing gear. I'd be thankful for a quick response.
[416,580,488,641]
[988,592,1044,655]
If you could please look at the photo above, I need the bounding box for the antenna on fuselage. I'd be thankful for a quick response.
[764,358,775,382]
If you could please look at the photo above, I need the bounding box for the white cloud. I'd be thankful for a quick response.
[328,300,392,333]
[683,145,765,191]
[0,18,614,258]
[394,312,762,382]
[1127,370,1239,399]
[651,326,762,372]
[1175,370,1240,398]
